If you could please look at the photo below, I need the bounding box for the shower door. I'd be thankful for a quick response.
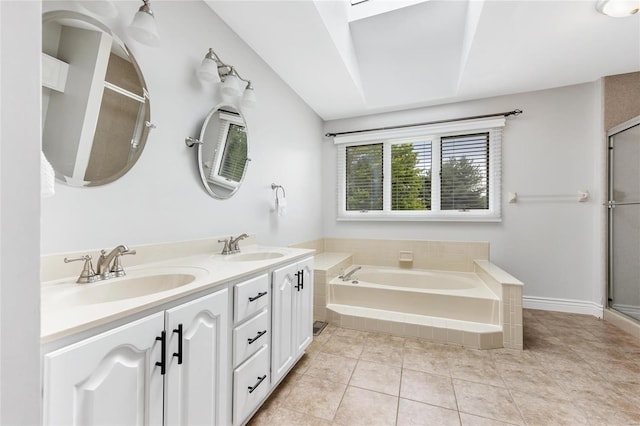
[608,117,640,322]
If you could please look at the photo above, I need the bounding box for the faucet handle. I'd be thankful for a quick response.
[110,250,137,277]
[64,255,98,284]
[218,238,230,255]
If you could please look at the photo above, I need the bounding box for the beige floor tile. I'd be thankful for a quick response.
[400,369,457,410]
[321,334,365,359]
[360,342,404,367]
[304,352,357,384]
[255,406,331,426]
[510,390,590,425]
[366,332,407,348]
[403,347,450,377]
[351,360,402,396]
[281,374,347,421]
[334,328,370,340]
[453,379,523,425]
[459,412,519,426]
[449,361,504,386]
[397,398,461,426]
[488,348,539,367]
[497,363,567,400]
[333,386,398,426]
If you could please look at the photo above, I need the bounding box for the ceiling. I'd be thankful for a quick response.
[205,0,640,120]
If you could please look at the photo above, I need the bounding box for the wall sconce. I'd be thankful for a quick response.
[128,0,160,46]
[197,48,257,108]
[596,0,640,17]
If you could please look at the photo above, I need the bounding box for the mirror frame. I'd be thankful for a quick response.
[196,104,250,199]
[42,10,151,187]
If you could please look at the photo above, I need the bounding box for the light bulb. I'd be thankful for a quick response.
[128,3,160,46]
[221,73,242,98]
[197,57,221,83]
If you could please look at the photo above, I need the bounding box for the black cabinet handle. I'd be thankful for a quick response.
[247,330,267,344]
[155,331,166,375]
[248,375,267,394]
[295,271,302,291]
[248,291,267,302]
[173,324,183,365]
[300,269,304,290]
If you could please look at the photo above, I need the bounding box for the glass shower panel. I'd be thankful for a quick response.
[609,123,640,321]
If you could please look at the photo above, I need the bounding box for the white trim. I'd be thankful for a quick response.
[523,296,603,318]
[333,116,506,144]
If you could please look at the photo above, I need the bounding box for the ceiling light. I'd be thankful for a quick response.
[596,0,640,17]
[128,0,160,46]
[196,48,256,108]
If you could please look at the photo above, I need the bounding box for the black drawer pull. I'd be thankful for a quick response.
[155,331,166,375]
[173,324,183,365]
[248,291,267,302]
[247,330,267,344]
[248,375,267,394]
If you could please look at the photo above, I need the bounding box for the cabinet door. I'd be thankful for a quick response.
[165,288,230,426]
[271,262,296,384]
[43,312,165,426]
[294,257,314,355]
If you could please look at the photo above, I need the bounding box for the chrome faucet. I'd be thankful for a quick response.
[229,234,249,253]
[96,244,136,280]
[339,266,361,281]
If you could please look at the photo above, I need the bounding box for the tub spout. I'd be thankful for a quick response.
[339,266,361,281]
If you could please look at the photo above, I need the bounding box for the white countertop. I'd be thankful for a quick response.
[41,245,314,343]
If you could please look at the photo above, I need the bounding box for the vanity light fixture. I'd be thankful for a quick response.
[128,0,160,46]
[596,0,640,17]
[197,48,257,108]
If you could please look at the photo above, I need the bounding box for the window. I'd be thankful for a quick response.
[335,117,504,221]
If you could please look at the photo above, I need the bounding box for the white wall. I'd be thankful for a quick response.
[0,1,42,423]
[41,1,324,255]
[323,82,605,310]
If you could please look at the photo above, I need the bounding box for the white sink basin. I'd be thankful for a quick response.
[72,273,196,304]
[225,252,285,262]
[43,268,206,307]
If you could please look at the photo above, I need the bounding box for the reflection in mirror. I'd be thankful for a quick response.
[197,106,250,199]
[42,11,151,187]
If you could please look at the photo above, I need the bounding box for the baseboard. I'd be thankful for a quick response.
[523,296,603,318]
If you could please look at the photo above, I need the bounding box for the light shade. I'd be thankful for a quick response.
[129,7,160,46]
[221,73,242,98]
[241,86,257,108]
[596,0,640,17]
[197,57,221,83]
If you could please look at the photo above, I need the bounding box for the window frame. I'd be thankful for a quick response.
[335,117,504,222]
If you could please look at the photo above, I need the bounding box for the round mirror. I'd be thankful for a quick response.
[42,11,151,187]
[196,105,250,199]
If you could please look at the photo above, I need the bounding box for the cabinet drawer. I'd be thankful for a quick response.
[233,309,269,367]
[234,274,269,323]
[233,344,270,424]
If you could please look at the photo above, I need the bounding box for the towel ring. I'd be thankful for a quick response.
[271,183,285,201]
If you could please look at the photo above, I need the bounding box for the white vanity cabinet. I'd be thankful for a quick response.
[43,312,166,425]
[43,288,230,426]
[164,288,229,426]
[231,273,271,425]
[271,257,314,385]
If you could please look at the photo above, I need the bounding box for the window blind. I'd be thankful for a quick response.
[345,143,383,211]
[218,123,247,182]
[391,141,431,210]
[440,133,489,210]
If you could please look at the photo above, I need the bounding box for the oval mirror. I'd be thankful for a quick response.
[195,105,250,199]
[42,11,151,187]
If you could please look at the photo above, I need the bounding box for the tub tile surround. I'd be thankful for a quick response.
[294,238,522,350]
[249,310,640,425]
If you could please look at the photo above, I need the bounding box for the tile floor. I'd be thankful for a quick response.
[249,309,640,426]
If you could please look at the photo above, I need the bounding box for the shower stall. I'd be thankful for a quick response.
[608,116,640,323]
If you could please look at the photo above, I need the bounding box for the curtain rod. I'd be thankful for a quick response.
[324,109,523,138]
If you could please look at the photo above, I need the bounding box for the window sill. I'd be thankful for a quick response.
[336,213,502,223]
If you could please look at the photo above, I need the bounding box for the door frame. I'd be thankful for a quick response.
[606,115,640,320]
